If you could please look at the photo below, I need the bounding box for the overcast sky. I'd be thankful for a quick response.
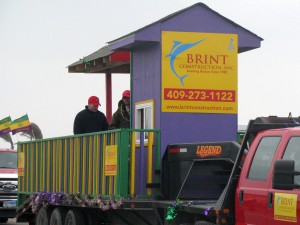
[1,0,300,147]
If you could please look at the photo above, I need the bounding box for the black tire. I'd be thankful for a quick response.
[64,209,86,225]
[50,208,68,225]
[36,208,51,225]
[0,217,8,223]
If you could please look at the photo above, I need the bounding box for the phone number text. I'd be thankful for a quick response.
[164,88,235,102]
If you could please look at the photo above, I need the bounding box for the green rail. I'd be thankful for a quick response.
[17,129,160,207]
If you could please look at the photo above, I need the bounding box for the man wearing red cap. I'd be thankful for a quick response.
[109,90,130,129]
[73,96,108,134]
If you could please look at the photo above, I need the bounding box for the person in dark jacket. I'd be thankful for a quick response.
[109,90,130,129]
[73,96,108,134]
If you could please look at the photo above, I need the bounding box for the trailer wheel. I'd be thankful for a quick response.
[0,217,8,223]
[50,208,67,225]
[36,208,51,225]
[64,209,85,225]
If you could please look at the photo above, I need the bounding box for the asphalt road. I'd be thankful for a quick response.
[1,218,28,225]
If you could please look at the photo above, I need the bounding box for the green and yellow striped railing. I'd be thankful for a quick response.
[17,129,160,206]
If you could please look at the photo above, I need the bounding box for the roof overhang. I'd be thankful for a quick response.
[68,47,130,74]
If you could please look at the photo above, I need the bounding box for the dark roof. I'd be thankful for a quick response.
[67,44,130,74]
[68,45,112,67]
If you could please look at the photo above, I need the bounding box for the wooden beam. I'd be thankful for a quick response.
[105,72,112,123]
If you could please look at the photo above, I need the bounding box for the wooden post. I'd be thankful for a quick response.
[105,72,112,123]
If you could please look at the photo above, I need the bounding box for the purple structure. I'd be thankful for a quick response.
[69,3,263,157]
[108,3,262,155]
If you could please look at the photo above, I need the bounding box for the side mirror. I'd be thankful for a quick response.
[272,160,300,190]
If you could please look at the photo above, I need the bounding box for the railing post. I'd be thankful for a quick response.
[147,132,153,195]
[118,129,130,196]
[155,130,161,192]
[130,132,136,194]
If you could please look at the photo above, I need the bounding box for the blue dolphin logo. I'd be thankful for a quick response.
[276,196,281,204]
[166,39,205,86]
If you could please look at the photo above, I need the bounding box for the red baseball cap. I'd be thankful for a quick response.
[88,96,101,107]
[122,90,130,98]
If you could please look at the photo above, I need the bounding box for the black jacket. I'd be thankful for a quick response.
[73,106,108,134]
[109,100,130,129]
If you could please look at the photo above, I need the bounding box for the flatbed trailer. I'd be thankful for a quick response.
[17,116,300,225]
[16,128,240,225]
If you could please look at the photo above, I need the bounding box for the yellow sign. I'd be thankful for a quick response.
[162,31,238,113]
[274,193,297,222]
[18,151,24,176]
[104,145,118,176]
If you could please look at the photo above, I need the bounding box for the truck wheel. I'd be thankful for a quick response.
[64,209,85,225]
[36,208,51,225]
[0,217,8,223]
[50,208,67,225]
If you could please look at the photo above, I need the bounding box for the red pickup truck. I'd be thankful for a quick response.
[162,116,300,225]
[235,117,300,225]
[168,116,300,225]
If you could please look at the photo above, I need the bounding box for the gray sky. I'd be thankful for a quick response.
[1,0,300,147]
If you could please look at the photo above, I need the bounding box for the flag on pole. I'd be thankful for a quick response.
[0,116,12,135]
[10,114,32,135]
